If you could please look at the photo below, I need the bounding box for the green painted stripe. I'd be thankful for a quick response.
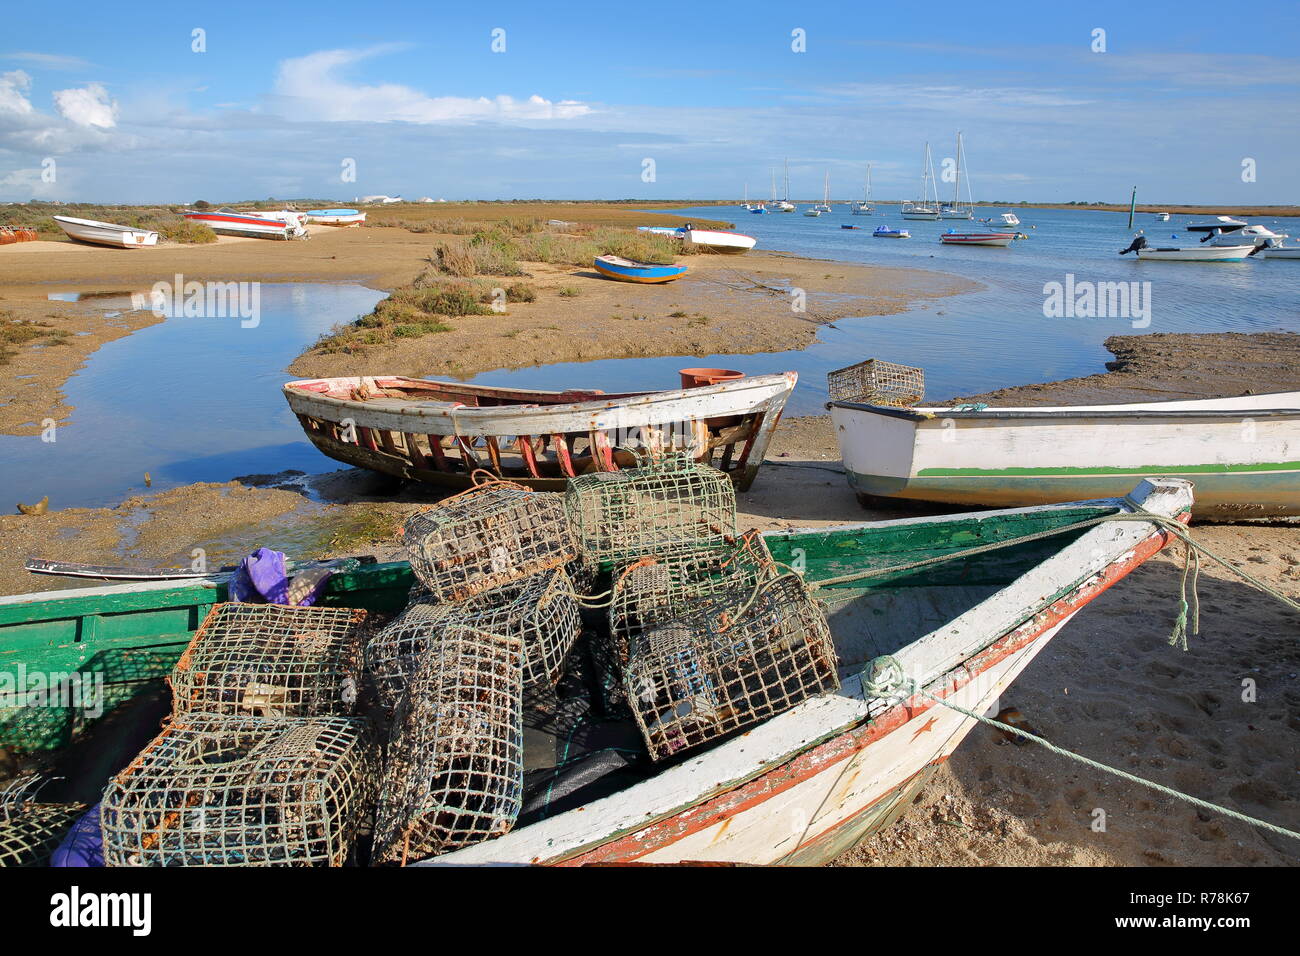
[918,461,1300,478]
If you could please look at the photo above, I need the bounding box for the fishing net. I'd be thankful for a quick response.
[604,537,780,709]
[373,626,524,863]
[826,358,924,407]
[623,574,839,761]
[0,777,86,867]
[101,714,377,867]
[170,603,367,718]
[565,453,736,567]
[402,481,574,603]
[367,566,581,709]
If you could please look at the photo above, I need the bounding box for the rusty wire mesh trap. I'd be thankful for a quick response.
[826,358,924,407]
[170,603,367,718]
[403,481,575,603]
[623,574,839,761]
[566,453,737,567]
[373,626,524,863]
[604,537,780,707]
[101,714,377,867]
[0,776,86,867]
[367,565,581,709]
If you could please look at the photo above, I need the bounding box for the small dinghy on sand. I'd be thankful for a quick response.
[53,216,158,249]
[593,254,687,283]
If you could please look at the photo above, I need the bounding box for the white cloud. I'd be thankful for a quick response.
[0,70,34,114]
[273,47,591,123]
[53,82,117,128]
[1,52,94,71]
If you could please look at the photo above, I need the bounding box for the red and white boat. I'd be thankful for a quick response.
[183,208,308,240]
[939,231,1016,247]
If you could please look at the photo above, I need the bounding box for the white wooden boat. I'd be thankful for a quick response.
[0,479,1193,866]
[52,216,158,249]
[284,372,797,491]
[305,208,367,226]
[828,391,1300,518]
[422,478,1193,865]
[803,208,823,217]
[1136,244,1255,261]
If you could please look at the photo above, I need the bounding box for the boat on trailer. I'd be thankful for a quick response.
[0,479,1193,864]
[283,373,797,492]
[829,391,1300,518]
[52,216,158,249]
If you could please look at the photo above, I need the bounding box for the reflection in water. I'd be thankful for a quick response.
[2,284,385,509]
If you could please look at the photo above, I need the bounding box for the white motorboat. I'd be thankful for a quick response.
[1205,224,1288,247]
[1257,239,1300,259]
[183,209,309,240]
[1137,244,1256,261]
[1186,215,1247,233]
[803,208,823,217]
[52,216,158,249]
[999,212,1020,227]
[1155,212,1171,221]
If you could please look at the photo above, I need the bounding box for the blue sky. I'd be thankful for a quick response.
[2,1,1298,203]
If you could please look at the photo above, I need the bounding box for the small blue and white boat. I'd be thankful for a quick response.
[305,208,367,226]
[873,225,910,239]
[593,255,688,283]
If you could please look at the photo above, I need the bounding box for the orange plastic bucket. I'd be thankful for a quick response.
[679,367,745,388]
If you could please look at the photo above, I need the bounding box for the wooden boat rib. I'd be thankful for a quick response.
[829,391,1300,517]
[52,216,158,249]
[0,478,1192,864]
[284,373,797,491]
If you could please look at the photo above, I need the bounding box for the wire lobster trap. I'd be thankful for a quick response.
[373,626,524,863]
[367,566,581,708]
[403,481,575,603]
[565,453,737,567]
[623,574,839,761]
[0,776,87,867]
[170,603,367,718]
[101,714,377,867]
[604,537,780,708]
[826,358,924,407]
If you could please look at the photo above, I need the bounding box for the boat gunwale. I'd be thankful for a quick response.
[827,397,1300,421]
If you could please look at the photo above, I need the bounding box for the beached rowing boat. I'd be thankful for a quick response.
[636,226,756,254]
[1135,244,1255,261]
[283,373,797,491]
[593,254,687,283]
[0,478,1192,864]
[52,216,158,249]
[183,209,308,240]
[305,208,366,226]
[829,391,1300,517]
[939,231,1015,246]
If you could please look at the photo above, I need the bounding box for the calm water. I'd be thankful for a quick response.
[0,284,384,509]
[467,206,1300,414]
[5,208,1298,509]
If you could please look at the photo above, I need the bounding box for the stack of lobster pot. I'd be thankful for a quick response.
[100,603,376,866]
[368,480,583,863]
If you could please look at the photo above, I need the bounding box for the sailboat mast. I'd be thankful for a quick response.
[784,159,790,201]
[953,132,963,207]
[771,168,776,201]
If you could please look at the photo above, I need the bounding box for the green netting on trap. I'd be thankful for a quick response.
[565,453,737,566]
[623,574,839,761]
[170,603,366,718]
[403,481,575,603]
[0,777,86,867]
[603,538,780,710]
[101,714,377,867]
[373,627,524,863]
[826,358,924,407]
[366,566,581,708]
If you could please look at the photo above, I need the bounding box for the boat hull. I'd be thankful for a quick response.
[183,212,304,240]
[1135,245,1255,261]
[305,209,366,226]
[593,255,687,283]
[284,373,797,492]
[939,233,1014,246]
[829,395,1300,518]
[1259,247,1300,259]
[52,216,158,249]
